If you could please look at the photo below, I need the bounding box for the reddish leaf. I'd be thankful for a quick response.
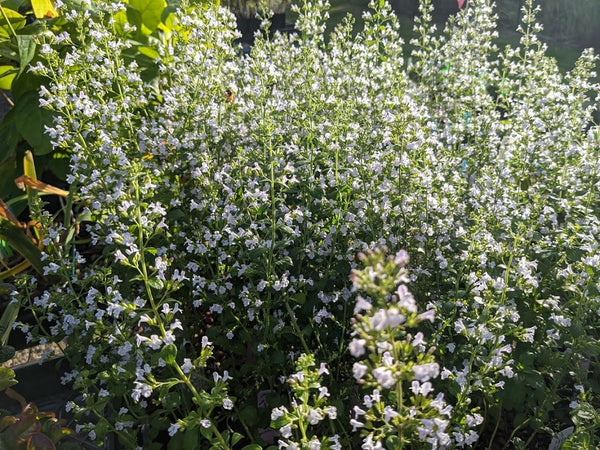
[457,0,465,8]
[27,432,56,450]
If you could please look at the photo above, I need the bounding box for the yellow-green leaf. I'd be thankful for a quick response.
[23,150,37,181]
[0,8,26,38]
[0,65,17,90]
[129,0,166,34]
[0,367,18,391]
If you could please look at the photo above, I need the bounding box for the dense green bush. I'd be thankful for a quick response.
[8,0,600,448]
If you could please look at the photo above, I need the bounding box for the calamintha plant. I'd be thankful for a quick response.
[6,0,600,448]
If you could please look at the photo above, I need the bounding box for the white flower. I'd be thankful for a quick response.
[354,295,372,314]
[382,406,399,422]
[418,309,436,323]
[361,435,383,449]
[349,339,367,357]
[353,362,368,380]
[370,309,388,331]
[350,418,364,432]
[148,334,162,350]
[324,406,337,419]
[168,423,180,436]
[396,285,417,312]
[466,413,484,427]
[411,380,434,396]
[181,358,193,374]
[550,313,571,327]
[271,406,288,421]
[308,439,321,450]
[499,365,514,378]
[412,332,426,347]
[329,435,342,450]
[280,424,293,439]
[372,367,395,389]
[307,408,323,425]
[381,351,394,366]
[413,362,440,382]
[131,382,152,402]
[386,308,406,328]
[317,362,329,375]
[465,431,479,445]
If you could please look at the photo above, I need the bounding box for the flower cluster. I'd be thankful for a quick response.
[270,354,340,449]
[349,248,458,448]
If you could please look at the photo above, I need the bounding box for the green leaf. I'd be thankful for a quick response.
[278,224,294,235]
[1,0,23,10]
[0,345,15,363]
[0,65,17,90]
[241,445,263,450]
[45,150,70,181]
[183,428,201,448]
[146,277,164,290]
[238,405,258,427]
[129,0,166,34]
[0,217,44,275]
[0,366,17,391]
[138,45,159,60]
[0,43,18,62]
[0,8,26,38]
[291,292,306,305]
[199,424,213,440]
[270,416,287,429]
[13,90,54,155]
[573,402,597,423]
[231,432,244,446]
[161,391,181,410]
[16,35,36,76]
[333,260,351,276]
[0,299,19,346]
[274,255,293,268]
[0,158,21,209]
[160,343,177,365]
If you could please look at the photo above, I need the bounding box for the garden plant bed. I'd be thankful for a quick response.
[1,0,600,449]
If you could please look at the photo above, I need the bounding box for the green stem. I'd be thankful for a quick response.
[298,415,308,443]
[210,422,230,449]
[132,175,166,336]
[284,299,310,354]
[171,362,230,449]
[390,334,404,449]
[486,404,502,450]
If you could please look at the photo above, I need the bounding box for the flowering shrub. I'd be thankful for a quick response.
[9,0,600,447]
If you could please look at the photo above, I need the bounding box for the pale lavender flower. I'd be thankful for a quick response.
[353,362,368,380]
[413,362,440,382]
[372,367,395,389]
[349,339,367,357]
